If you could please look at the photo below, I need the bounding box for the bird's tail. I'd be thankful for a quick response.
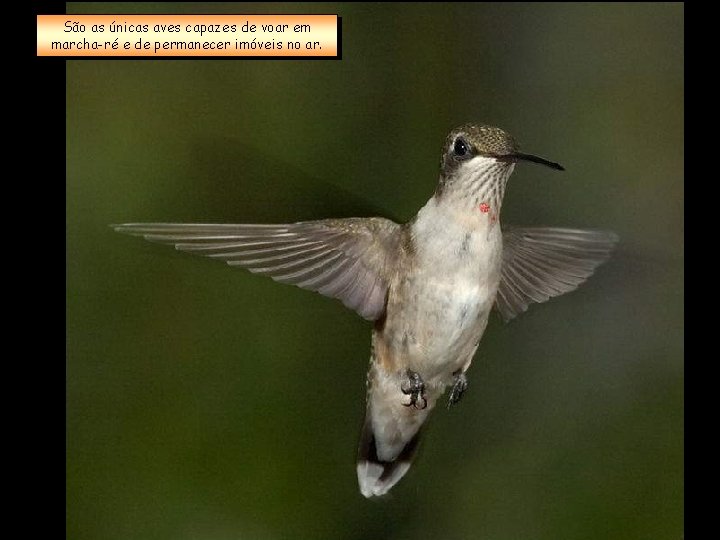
[356,415,422,498]
[356,386,431,497]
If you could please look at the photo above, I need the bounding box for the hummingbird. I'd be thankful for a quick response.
[114,124,617,498]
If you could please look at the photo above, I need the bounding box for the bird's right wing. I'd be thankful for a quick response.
[496,227,618,321]
[114,218,402,321]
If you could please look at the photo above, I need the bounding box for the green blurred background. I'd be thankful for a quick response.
[66,3,683,539]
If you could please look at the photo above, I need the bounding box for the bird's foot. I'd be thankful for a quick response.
[447,371,468,409]
[401,370,427,410]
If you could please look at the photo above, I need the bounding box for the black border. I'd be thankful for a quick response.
[33,0,65,531]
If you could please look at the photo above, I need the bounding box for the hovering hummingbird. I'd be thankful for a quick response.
[114,124,617,498]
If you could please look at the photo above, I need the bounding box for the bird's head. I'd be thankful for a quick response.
[436,124,564,204]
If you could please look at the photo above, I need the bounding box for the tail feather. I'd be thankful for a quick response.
[356,415,423,498]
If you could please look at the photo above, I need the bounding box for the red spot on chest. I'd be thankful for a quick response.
[479,203,490,213]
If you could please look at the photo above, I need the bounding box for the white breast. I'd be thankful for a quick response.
[384,197,503,384]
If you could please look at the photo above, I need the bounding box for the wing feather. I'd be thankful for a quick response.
[114,218,401,321]
[496,227,618,321]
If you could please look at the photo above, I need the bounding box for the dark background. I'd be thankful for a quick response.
[66,3,683,539]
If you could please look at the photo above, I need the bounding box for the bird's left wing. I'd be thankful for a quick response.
[495,227,618,322]
[114,218,401,321]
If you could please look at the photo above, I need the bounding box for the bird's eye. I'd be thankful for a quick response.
[453,137,471,159]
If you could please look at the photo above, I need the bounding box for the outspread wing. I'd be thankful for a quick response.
[496,227,618,322]
[114,218,401,321]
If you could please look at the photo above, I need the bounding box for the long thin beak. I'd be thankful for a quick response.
[497,153,565,171]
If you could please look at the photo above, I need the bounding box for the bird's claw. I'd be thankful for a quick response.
[447,371,468,409]
[401,370,427,410]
